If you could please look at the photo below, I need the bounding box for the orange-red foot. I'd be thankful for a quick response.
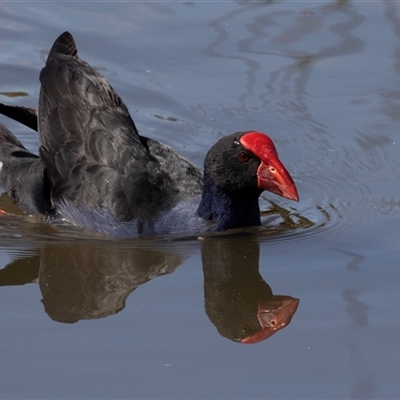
[0,209,7,216]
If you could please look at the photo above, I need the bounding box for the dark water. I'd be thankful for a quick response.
[0,1,399,399]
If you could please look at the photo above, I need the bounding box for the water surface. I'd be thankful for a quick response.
[0,1,399,399]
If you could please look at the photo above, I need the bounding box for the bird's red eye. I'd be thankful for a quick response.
[238,152,250,163]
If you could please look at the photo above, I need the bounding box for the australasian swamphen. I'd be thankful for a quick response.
[0,32,299,237]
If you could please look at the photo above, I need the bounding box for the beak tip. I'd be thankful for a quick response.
[283,186,299,202]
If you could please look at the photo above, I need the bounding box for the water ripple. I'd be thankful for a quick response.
[257,147,396,244]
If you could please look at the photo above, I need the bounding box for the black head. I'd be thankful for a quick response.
[198,131,298,231]
[203,131,299,200]
[203,132,261,194]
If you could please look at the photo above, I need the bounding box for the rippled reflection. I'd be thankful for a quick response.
[0,233,298,343]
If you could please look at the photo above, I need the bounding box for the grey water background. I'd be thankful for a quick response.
[0,1,399,399]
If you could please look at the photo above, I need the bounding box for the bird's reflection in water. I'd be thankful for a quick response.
[0,234,298,343]
[0,242,185,323]
[201,235,299,343]
[39,244,185,323]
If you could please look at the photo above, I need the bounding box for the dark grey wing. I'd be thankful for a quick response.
[0,122,51,214]
[38,32,179,222]
[0,101,204,207]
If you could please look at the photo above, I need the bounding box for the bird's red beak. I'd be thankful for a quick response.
[257,159,299,201]
[240,131,299,202]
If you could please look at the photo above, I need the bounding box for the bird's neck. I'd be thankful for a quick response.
[197,176,261,231]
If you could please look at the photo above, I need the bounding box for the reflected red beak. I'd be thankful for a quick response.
[241,297,300,344]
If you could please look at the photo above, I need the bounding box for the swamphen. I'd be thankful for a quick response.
[0,32,298,237]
